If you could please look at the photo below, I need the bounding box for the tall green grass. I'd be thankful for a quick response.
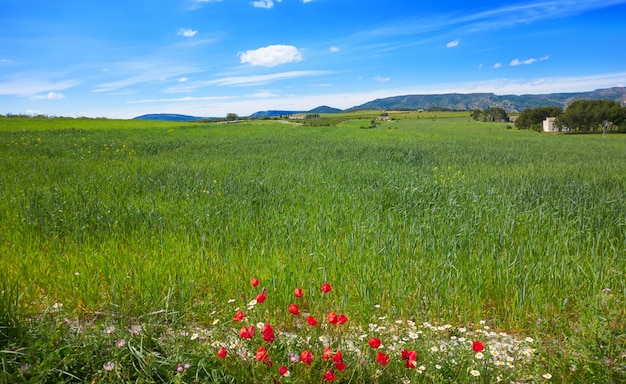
[1,115,624,329]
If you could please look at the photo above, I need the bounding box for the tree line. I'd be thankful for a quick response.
[514,100,626,133]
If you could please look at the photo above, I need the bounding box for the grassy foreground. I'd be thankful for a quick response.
[0,114,624,383]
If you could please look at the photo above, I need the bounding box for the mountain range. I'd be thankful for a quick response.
[133,87,626,121]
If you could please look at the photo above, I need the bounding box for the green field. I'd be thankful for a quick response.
[1,114,624,383]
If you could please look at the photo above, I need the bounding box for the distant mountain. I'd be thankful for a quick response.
[133,114,215,122]
[248,106,343,118]
[308,105,343,114]
[349,87,626,112]
[248,110,302,119]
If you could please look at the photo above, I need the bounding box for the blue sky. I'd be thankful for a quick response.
[1,0,625,118]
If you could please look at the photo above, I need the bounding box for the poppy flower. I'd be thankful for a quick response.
[337,314,348,324]
[251,278,260,287]
[327,312,338,324]
[369,337,382,349]
[262,323,275,342]
[334,361,346,371]
[239,325,255,339]
[323,347,333,361]
[472,340,484,352]
[306,315,318,326]
[289,303,300,316]
[324,370,336,381]
[279,366,290,376]
[217,347,227,358]
[402,349,417,369]
[233,310,245,322]
[256,292,267,303]
[332,350,343,364]
[376,352,390,366]
[300,350,313,366]
[321,282,332,293]
[256,346,270,363]
[294,287,303,298]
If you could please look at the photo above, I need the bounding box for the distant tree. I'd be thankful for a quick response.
[226,113,238,121]
[470,109,482,121]
[515,106,563,131]
[482,107,508,122]
[556,100,624,132]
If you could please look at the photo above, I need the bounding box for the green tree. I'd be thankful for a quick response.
[470,109,482,121]
[556,100,624,132]
[482,107,508,122]
[226,113,238,121]
[515,106,563,131]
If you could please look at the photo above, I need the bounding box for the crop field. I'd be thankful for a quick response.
[0,114,624,383]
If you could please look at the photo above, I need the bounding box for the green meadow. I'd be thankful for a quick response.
[0,113,624,383]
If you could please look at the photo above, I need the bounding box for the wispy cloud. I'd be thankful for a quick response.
[128,96,230,104]
[446,39,460,48]
[92,62,199,92]
[238,45,303,67]
[208,70,331,86]
[330,46,340,52]
[373,75,390,83]
[510,55,550,66]
[366,0,626,39]
[0,74,79,97]
[493,63,502,69]
[30,92,65,101]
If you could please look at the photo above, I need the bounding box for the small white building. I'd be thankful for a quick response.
[542,117,569,132]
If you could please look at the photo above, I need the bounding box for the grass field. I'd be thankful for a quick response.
[1,114,624,383]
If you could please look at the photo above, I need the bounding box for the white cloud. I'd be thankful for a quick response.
[303,0,314,3]
[510,55,550,66]
[373,75,390,82]
[478,64,483,69]
[493,63,502,69]
[446,39,460,48]
[178,28,198,37]
[330,46,340,52]
[30,92,65,101]
[238,45,303,67]
[252,0,274,8]
[179,77,188,82]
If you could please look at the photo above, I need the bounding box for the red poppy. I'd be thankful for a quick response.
[332,350,343,363]
[324,370,336,381]
[262,323,275,342]
[472,340,484,352]
[334,361,346,371]
[294,287,303,298]
[368,337,381,349]
[279,366,289,376]
[323,347,333,361]
[402,349,417,369]
[376,352,390,366]
[327,312,338,324]
[233,310,245,322]
[306,315,318,326]
[239,325,255,339]
[256,346,270,363]
[289,303,300,316]
[337,314,348,324]
[321,282,332,293]
[300,350,313,366]
[256,292,267,303]
[217,346,227,358]
[251,278,260,287]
